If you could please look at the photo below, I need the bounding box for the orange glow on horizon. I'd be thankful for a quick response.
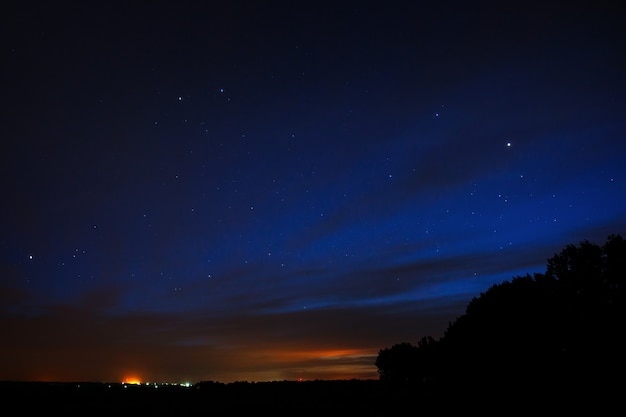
[268,348,375,361]
[123,376,142,385]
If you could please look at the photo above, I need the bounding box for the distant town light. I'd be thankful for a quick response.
[123,377,141,385]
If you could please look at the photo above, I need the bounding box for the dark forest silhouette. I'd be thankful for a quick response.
[375,234,625,398]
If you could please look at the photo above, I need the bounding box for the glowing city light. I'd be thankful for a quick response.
[123,377,141,385]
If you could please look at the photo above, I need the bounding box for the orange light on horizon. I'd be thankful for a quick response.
[266,348,375,361]
[123,376,142,385]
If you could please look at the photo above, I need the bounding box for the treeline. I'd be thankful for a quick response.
[375,234,625,394]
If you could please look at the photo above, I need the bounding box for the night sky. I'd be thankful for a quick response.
[2,1,625,384]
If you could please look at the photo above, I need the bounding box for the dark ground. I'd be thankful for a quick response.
[0,378,617,415]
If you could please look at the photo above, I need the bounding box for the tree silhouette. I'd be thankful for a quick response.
[375,234,625,392]
[374,342,420,383]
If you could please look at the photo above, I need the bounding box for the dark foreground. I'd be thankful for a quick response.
[1,378,618,415]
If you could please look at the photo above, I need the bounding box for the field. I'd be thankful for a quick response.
[2,379,416,414]
[1,378,616,415]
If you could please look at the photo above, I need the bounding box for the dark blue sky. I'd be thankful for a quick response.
[2,1,625,383]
